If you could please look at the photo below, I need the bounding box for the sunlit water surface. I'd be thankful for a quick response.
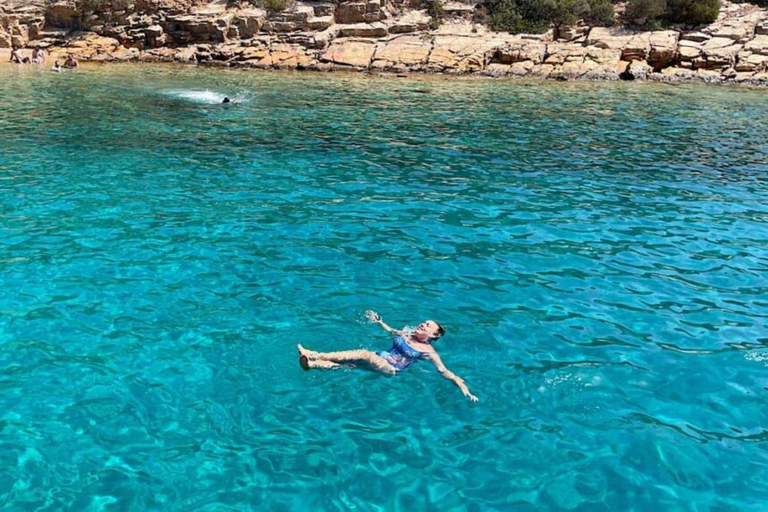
[1,64,768,510]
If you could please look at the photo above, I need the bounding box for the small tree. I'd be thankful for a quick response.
[550,0,587,38]
[665,0,719,25]
[489,0,540,33]
[586,0,614,26]
[625,0,718,27]
[426,0,445,29]
[626,0,666,24]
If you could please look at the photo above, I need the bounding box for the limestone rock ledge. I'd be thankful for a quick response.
[3,0,768,86]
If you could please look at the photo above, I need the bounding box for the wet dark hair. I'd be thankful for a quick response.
[432,322,445,341]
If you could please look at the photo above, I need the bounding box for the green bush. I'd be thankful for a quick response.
[586,0,614,26]
[259,0,291,12]
[488,0,613,34]
[489,0,547,33]
[426,0,445,28]
[626,0,720,26]
[665,0,720,25]
[625,0,666,23]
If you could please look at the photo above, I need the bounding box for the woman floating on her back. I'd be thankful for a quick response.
[298,311,478,402]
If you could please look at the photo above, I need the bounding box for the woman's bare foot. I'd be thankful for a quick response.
[298,344,340,370]
[297,344,317,358]
[299,354,342,371]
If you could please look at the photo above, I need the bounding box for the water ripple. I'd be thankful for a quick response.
[0,65,767,510]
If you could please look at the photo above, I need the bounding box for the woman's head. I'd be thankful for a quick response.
[414,320,445,343]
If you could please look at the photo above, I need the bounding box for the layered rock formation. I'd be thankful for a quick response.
[3,0,768,85]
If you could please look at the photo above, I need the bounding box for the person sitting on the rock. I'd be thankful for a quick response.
[63,54,78,69]
[32,47,45,65]
[10,46,28,64]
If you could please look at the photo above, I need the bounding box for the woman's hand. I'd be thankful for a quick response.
[368,312,401,335]
[457,379,478,402]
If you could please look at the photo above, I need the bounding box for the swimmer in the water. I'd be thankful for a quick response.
[63,54,78,69]
[297,310,479,402]
[222,96,238,104]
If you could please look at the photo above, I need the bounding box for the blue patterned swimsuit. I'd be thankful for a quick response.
[376,336,423,370]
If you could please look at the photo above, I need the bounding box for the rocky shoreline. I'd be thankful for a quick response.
[3,0,768,86]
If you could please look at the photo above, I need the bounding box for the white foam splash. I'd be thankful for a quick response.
[165,89,228,104]
[745,351,768,366]
[538,373,583,394]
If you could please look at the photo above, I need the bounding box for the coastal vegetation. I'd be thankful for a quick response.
[252,0,293,13]
[426,0,446,29]
[485,0,723,34]
[486,0,615,34]
[626,0,721,27]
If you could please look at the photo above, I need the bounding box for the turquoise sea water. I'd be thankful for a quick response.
[1,64,768,510]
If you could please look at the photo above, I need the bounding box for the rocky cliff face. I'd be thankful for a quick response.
[3,0,768,85]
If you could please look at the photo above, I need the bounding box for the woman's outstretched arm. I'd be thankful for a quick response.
[365,310,403,336]
[426,351,478,402]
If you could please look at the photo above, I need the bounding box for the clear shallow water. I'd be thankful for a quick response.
[1,64,768,510]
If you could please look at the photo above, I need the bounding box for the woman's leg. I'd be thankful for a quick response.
[298,344,396,374]
[300,358,342,370]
